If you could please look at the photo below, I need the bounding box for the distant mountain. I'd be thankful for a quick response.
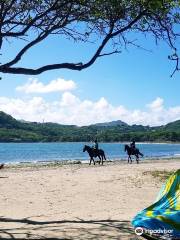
[92,120,128,127]
[0,111,180,142]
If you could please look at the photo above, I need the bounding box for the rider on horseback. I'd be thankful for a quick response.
[130,140,136,154]
[92,139,99,155]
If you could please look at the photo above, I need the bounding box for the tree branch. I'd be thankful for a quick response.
[169,52,180,77]
[0,1,179,77]
[1,0,61,37]
[1,4,81,67]
[98,49,121,57]
[0,9,149,75]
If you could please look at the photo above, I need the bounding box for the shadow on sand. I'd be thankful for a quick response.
[0,217,143,239]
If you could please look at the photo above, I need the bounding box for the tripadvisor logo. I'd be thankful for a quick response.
[135,227,143,236]
[135,227,173,236]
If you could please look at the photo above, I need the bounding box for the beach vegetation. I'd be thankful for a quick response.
[143,170,174,181]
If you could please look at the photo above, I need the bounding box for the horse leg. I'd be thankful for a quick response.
[139,151,143,157]
[89,157,95,165]
[100,154,103,165]
[129,155,132,164]
[98,155,101,165]
[136,155,139,164]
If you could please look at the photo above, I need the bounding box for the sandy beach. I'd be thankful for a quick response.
[0,159,179,239]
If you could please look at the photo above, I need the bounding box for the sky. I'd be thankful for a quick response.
[0,28,180,126]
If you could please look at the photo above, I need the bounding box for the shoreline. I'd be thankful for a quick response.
[2,156,180,170]
[1,141,180,144]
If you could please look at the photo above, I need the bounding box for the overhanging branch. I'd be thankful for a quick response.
[0,1,179,77]
[0,9,150,75]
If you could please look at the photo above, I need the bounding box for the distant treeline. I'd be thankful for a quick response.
[0,111,180,142]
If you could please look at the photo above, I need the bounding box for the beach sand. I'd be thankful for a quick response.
[0,159,179,239]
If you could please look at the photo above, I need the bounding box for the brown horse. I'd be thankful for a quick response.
[124,145,143,164]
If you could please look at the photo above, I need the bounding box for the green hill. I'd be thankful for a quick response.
[163,120,180,131]
[0,111,179,142]
[0,111,21,128]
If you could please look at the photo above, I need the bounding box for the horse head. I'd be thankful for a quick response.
[83,145,87,152]
[83,145,91,152]
[124,144,129,152]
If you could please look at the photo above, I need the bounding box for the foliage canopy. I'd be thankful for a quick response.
[0,0,180,76]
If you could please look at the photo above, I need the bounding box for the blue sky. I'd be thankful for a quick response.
[0,30,180,126]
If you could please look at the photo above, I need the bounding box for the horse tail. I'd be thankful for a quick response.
[138,151,143,157]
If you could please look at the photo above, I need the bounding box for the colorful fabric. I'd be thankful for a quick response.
[132,169,180,239]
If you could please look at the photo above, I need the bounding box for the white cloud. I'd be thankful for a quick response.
[60,92,80,107]
[147,97,164,112]
[16,78,76,93]
[0,95,180,126]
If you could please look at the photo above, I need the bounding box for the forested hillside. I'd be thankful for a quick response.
[0,111,180,142]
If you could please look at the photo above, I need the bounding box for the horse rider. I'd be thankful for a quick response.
[130,140,136,153]
[92,139,99,155]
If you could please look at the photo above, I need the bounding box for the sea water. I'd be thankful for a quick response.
[0,142,180,164]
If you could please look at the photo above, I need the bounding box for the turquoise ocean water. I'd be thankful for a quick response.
[0,142,180,164]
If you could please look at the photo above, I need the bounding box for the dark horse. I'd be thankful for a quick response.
[124,145,143,164]
[0,163,4,169]
[83,145,106,165]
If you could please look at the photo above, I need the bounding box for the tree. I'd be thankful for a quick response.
[0,0,180,76]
